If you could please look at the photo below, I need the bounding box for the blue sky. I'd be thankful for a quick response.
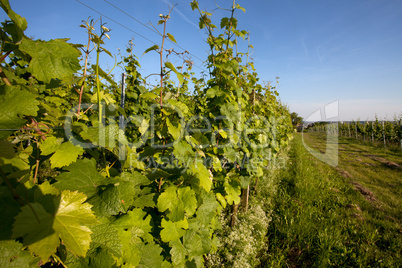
[1,0,402,121]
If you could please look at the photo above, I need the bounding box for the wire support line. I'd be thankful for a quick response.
[74,0,158,46]
[74,0,207,71]
[103,0,161,37]
[103,0,206,64]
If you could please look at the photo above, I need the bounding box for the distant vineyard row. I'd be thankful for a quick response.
[307,118,402,147]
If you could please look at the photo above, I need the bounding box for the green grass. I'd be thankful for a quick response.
[260,133,401,267]
[304,132,402,222]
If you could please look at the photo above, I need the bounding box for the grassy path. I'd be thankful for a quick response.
[303,132,402,223]
[260,133,401,267]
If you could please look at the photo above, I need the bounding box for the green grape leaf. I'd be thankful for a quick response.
[144,168,171,182]
[49,141,84,168]
[178,187,197,217]
[19,38,81,83]
[118,172,153,211]
[230,17,238,30]
[12,190,96,261]
[224,147,237,162]
[166,99,189,115]
[90,220,121,258]
[138,242,164,268]
[176,72,184,85]
[190,161,212,192]
[166,33,177,43]
[114,229,141,267]
[183,230,204,259]
[89,91,116,105]
[54,158,104,197]
[120,246,141,268]
[212,156,222,171]
[160,218,188,242]
[0,240,39,267]
[220,102,239,123]
[80,124,128,150]
[235,4,246,13]
[113,208,153,243]
[218,129,228,139]
[165,61,178,73]
[51,191,97,248]
[88,184,123,217]
[56,170,153,217]
[157,186,177,214]
[132,193,156,208]
[64,247,117,268]
[120,171,152,187]
[140,92,158,100]
[138,118,150,135]
[205,86,220,98]
[101,46,113,57]
[40,136,63,155]
[224,180,241,205]
[190,1,198,11]
[173,140,194,164]
[240,175,251,189]
[166,117,181,140]
[196,192,219,227]
[142,44,159,56]
[220,17,229,29]
[215,193,226,208]
[0,86,39,139]
[162,260,173,268]
[113,209,153,267]
[12,202,59,261]
[91,64,117,86]
[0,152,30,176]
[158,186,196,221]
[3,21,25,44]
[169,239,187,266]
[165,62,184,85]
[157,186,185,221]
[117,180,138,211]
[0,140,15,159]
[35,181,60,199]
[44,96,68,106]
[0,0,27,31]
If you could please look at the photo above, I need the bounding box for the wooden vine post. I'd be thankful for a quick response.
[400,119,402,149]
[355,122,358,140]
[372,121,374,143]
[383,120,386,147]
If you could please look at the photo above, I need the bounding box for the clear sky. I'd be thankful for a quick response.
[1,0,402,121]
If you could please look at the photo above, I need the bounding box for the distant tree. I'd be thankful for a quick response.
[290,112,303,128]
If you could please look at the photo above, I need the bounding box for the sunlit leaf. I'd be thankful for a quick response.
[142,44,159,56]
[160,219,188,242]
[166,33,177,44]
[19,39,81,82]
[0,85,39,139]
[12,190,96,261]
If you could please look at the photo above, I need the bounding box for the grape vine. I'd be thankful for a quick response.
[0,0,293,266]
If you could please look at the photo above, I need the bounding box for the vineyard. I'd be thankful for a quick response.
[0,1,293,267]
[307,117,402,148]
